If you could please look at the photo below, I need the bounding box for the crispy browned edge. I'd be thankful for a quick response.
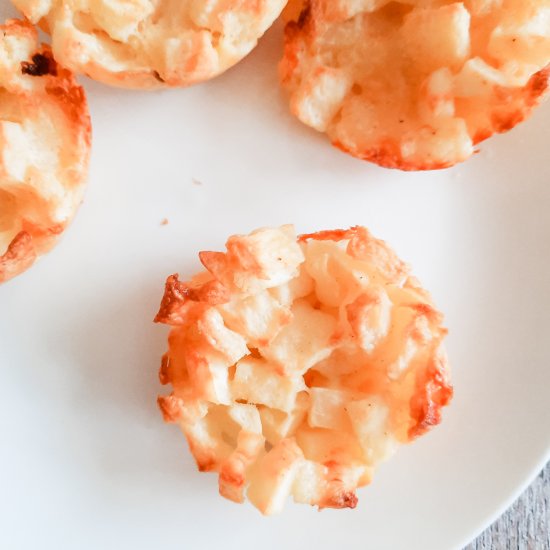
[408,348,453,439]
[0,19,91,284]
[280,2,550,171]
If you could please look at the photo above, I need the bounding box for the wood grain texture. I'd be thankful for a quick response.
[464,462,549,550]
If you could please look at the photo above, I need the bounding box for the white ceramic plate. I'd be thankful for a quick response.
[1,5,549,548]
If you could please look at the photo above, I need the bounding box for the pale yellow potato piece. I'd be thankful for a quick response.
[346,397,400,465]
[247,438,304,515]
[232,356,306,411]
[401,3,471,72]
[291,459,328,505]
[345,287,392,352]
[219,404,264,503]
[219,290,292,348]
[304,239,371,307]
[267,264,314,306]
[290,67,353,131]
[259,392,310,444]
[308,387,352,431]
[259,299,337,375]
[200,224,305,294]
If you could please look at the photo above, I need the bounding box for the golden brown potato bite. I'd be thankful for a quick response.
[155,225,452,514]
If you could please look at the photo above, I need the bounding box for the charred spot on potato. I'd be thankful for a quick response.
[529,66,550,99]
[21,53,57,77]
[296,4,311,28]
[152,70,165,83]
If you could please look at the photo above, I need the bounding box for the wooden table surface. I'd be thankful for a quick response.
[464,462,549,549]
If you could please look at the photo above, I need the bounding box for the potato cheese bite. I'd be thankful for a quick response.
[280,0,550,170]
[12,0,287,89]
[155,225,452,514]
[0,20,90,283]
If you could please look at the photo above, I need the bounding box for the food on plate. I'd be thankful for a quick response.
[155,224,452,514]
[11,0,287,89]
[279,0,550,170]
[0,20,91,284]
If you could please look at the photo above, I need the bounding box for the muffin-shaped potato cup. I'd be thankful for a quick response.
[280,0,550,170]
[13,0,287,88]
[0,20,90,283]
[156,225,452,514]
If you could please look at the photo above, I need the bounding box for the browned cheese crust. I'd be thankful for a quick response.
[0,19,91,283]
[155,225,453,514]
[280,0,550,170]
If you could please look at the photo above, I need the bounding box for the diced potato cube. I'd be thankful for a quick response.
[178,405,234,472]
[89,0,154,42]
[304,240,370,307]
[295,426,364,465]
[420,68,455,120]
[196,308,249,364]
[185,350,232,405]
[291,66,352,132]
[232,356,305,411]
[200,225,304,293]
[346,397,399,465]
[291,460,328,504]
[268,264,314,307]
[259,299,337,374]
[247,438,304,515]
[371,303,433,380]
[454,57,511,96]
[308,387,353,431]
[346,287,391,352]
[488,11,550,68]
[401,4,471,72]
[259,392,309,444]
[219,430,265,503]
[346,226,409,285]
[400,118,473,165]
[386,336,417,380]
[219,290,291,347]
[228,402,262,433]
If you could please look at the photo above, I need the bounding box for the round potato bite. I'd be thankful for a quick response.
[279,0,550,170]
[12,0,287,89]
[0,19,90,284]
[155,225,452,514]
